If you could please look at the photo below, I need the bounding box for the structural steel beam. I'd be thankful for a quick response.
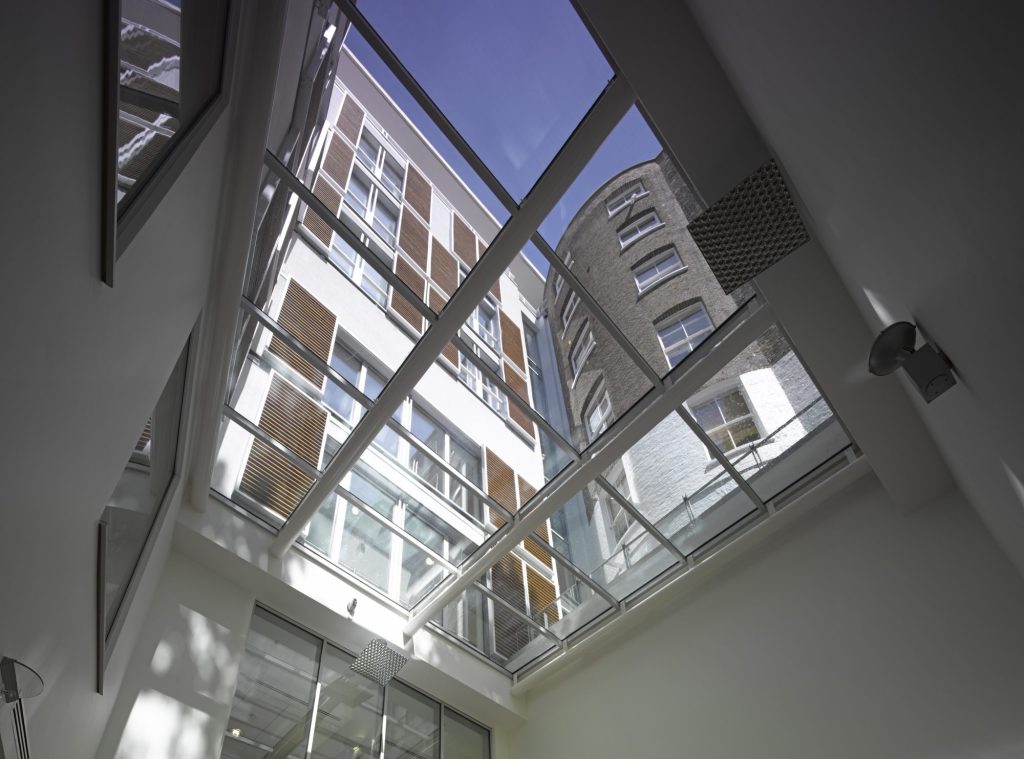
[271,76,635,555]
[404,298,773,635]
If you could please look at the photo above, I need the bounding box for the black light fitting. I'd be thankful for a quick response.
[868,321,956,403]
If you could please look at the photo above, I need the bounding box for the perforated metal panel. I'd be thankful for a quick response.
[350,639,408,686]
[687,160,808,293]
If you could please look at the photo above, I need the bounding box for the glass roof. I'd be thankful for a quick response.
[352,0,612,202]
[210,0,859,679]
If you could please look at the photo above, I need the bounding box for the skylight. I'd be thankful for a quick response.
[209,0,857,680]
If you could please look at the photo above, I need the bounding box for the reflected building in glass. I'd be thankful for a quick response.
[213,44,567,669]
[541,152,838,586]
[212,32,849,676]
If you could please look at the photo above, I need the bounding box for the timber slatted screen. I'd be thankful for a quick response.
[482,238,500,300]
[527,566,560,625]
[323,134,354,187]
[404,165,431,221]
[239,375,328,518]
[135,417,153,453]
[491,556,529,659]
[337,96,364,144]
[390,256,426,333]
[425,284,459,367]
[429,238,459,296]
[268,280,336,387]
[502,363,534,438]
[398,209,429,269]
[499,311,525,371]
[301,175,342,248]
[518,477,552,568]
[428,289,460,368]
[452,215,476,266]
[486,449,517,527]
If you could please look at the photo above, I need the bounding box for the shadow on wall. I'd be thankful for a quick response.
[96,554,254,759]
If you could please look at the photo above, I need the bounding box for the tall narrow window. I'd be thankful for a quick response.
[570,322,596,378]
[355,124,407,200]
[584,387,613,442]
[633,247,685,292]
[657,307,713,368]
[618,211,662,248]
[560,290,580,332]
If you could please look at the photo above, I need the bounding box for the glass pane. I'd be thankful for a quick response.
[280,27,513,332]
[354,0,612,201]
[538,482,680,602]
[117,0,181,207]
[309,645,384,759]
[213,416,307,525]
[442,709,490,759]
[298,453,463,608]
[682,323,851,501]
[519,536,614,642]
[524,274,656,453]
[222,608,320,757]
[383,681,440,759]
[602,407,759,556]
[538,106,755,380]
[103,339,188,636]
[432,585,490,655]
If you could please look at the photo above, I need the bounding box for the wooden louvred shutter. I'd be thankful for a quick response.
[518,476,552,568]
[239,375,328,519]
[527,565,559,625]
[403,165,431,221]
[301,174,342,248]
[429,238,459,297]
[499,311,525,371]
[485,449,518,528]
[502,362,535,439]
[268,279,336,387]
[336,96,364,144]
[398,209,429,269]
[390,256,426,333]
[322,134,354,187]
[452,215,476,266]
[491,556,528,659]
[481,238,500,300]
[136,417,153,452]
[429,284,458,366]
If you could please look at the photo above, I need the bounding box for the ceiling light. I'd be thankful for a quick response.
[229,728,241,738]
[868,321,956,402]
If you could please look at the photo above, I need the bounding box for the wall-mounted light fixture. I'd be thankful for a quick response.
[869,321,956,402]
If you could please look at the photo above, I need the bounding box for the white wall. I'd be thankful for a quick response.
[95,552,255,759]
[0,5,233,753]
[679,0,1024,576]
[508,475,1024,758]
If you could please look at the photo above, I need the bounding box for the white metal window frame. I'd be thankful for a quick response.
[605,178,648,216]
[343,163,402,249]
[409,402,485,519]
[633,247,686,293]
[355,122,407,201]
[686,381,764,456]
[584,385,613,443]
[617,210,663,248]
[234,42,853,678]
[327,230,393,308]
[560,290,580,334]
[569,322,596,380]
[656,305,714,368]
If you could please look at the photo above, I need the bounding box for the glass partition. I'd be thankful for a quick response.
[222,607,491,759]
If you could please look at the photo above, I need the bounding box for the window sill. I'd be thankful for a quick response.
[636,267,688,301]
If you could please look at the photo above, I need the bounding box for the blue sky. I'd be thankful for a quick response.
[344,0,662,271]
